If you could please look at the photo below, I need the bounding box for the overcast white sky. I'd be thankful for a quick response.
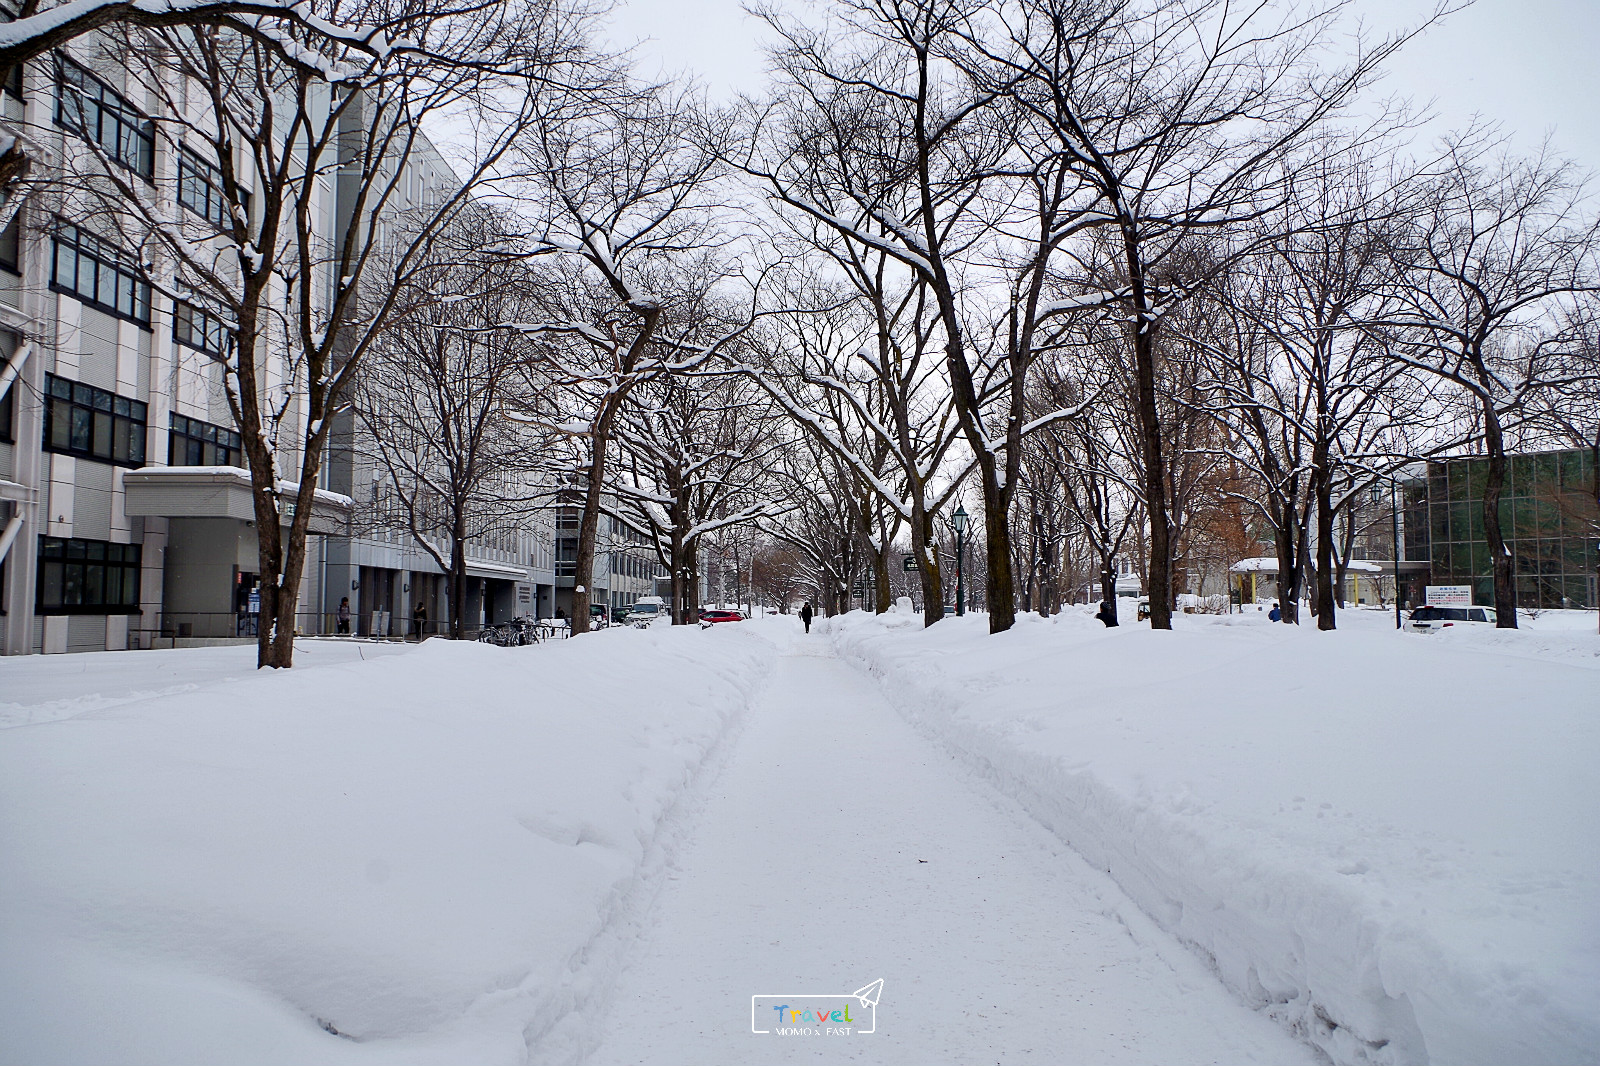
[601,0,1599,169]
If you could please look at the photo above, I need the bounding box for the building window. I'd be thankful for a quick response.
[177,147,246,230]
[0,211,18,274]
[172,299,231,358]
[555,536,577,577]
[169,412,241,467]
[51,221,151,324]
[36,535,142,614]
[0,382,13,442]
[43,373,146,465]
[54,55,154,178]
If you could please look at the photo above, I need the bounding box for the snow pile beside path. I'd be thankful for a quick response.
[824,610,1600,1066]
[0,626,778,1065]
[0,639,414,729]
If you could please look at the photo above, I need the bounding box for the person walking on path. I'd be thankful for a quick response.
[336,597,352,635]
[1096,600,1118,628]
[800,601,814,634]
[412,599,427,641]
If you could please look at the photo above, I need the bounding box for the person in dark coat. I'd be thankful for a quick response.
[412,599,427,640]
[800,600,814,634]
[1095,600,1118,627]
[1269,602,1282,622]
[336,596,351,635]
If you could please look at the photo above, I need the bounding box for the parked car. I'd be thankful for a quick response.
[699,609,744,627]
[629,597,666,628]
[589,603,609,628]
[1407,604,1497,633]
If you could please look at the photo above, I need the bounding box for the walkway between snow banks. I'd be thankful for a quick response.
[578,647,1313,1065]
[825,608,1600,1066]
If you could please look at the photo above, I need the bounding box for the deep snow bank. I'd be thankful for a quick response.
[0,625,778,1065]
[824,607,1600,1066]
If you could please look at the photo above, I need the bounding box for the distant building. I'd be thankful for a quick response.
[1404,447,1598,610]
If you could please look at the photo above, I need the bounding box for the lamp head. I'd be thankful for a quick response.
[953,504,968,534]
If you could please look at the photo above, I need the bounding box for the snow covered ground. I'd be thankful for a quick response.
[0,639,414,730]
[2,609,1594,1065]
[823,606,1600,1065]
[0,627,778,1065]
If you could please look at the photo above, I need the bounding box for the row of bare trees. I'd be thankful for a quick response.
[20,0,1595,658]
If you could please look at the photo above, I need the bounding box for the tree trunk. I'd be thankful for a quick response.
[874,543,892,613]
[1131,320,1173,631]
[670,526,687,624]
[914,513,944,628]
[571,429,612,636]
[1271,513,1297,625]
[1481,406,1519,628]
[450,516,468,639]
[1313,464,1338,631]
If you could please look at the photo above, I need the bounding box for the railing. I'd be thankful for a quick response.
[129,612,572,647]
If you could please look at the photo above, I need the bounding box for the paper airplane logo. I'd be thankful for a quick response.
[752,979,884,1035]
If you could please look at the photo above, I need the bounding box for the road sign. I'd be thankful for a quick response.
[1425,584,1472,606]
[903,555,918,571]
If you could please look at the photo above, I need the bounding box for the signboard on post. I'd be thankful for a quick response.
[903,555,918,572]
[1425,584,1472,606]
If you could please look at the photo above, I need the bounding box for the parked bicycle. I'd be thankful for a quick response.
[476,616,546,647]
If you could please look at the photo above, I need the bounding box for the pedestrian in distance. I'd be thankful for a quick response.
[336,596,351,635]
[1269,602,1282,622]
[412,599,427,641]
[1096,600,1118,628]
[800,600,814,634]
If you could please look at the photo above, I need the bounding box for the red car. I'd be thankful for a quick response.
[698,609,744,626]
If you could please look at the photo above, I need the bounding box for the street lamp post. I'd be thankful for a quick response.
[1391,474,1403,631]
[953,504,968,617]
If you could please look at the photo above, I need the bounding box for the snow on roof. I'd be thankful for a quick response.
[131,465,354,508]
[1229,557,1385,574]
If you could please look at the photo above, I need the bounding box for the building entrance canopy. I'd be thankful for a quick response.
[122,466,352,535]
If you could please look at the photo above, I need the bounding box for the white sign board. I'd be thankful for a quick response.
[1426,584,1472,606]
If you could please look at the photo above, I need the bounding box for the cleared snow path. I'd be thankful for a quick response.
[576,645,1317,1065]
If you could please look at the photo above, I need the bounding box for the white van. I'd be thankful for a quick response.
[1407,604,1497,633]
[629,596,666,628]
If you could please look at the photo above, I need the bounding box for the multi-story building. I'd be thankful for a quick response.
[552,495,669,621]
[0,36,566,652]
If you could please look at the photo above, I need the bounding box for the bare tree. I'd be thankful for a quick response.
[507,79,753,634]
[742,270,969,626]
[614,363,787,625]
[973,0,1421,629]
[354,220,553,639]
[53,0,587,665]
[1382,137,1600,626]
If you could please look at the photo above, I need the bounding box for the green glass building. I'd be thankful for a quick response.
[1403,447,1599,610]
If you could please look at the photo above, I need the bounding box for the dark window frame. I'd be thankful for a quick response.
[177,145,248,230]
[42,373,147,466]
[36,535,143,614]
[0,210,18,274]
[54,53,154,179]
[172,298,232,358]
[0,382,13,442]
[50,220,152,326]
[168,411,241,468]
